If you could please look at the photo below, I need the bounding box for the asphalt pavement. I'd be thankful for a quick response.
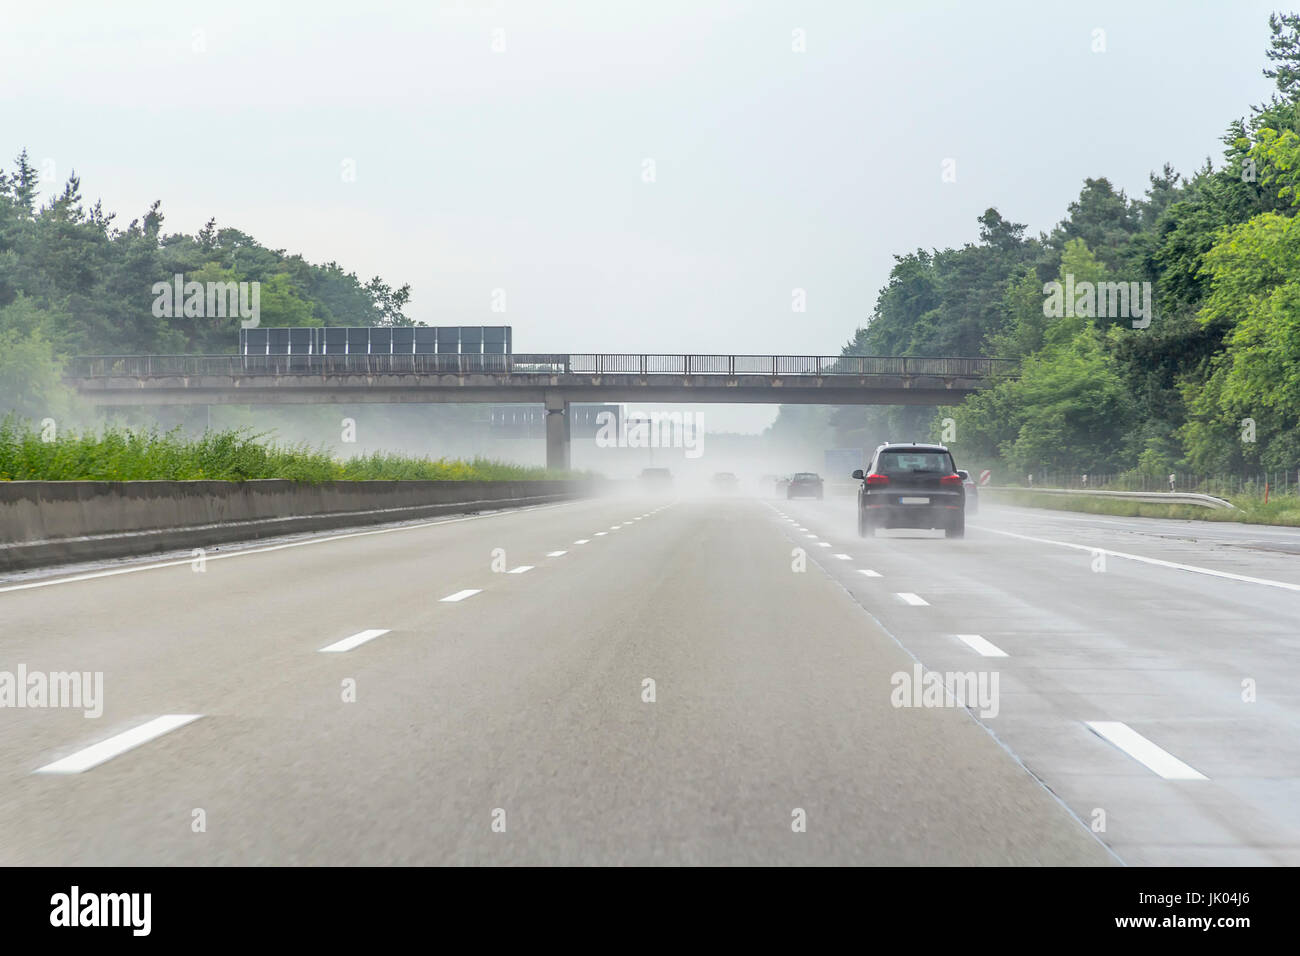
[5,492,1291,864]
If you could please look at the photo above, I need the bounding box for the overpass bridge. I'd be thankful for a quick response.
[67,353,1013,469]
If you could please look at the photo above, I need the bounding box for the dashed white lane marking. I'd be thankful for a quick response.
[805,534,818,539]
[896,592,929,606]
[1085,721,1208,780]
[594,532,608,536]
[507,565,534,574]
[978,526,1300,593]
[857,569,882,578]
[320,628,391,653]
[956,633,1008,658]
[440,589,482,602]
[834,553,852,560]
[35,715,203,774]
[574,539,590,545]
[546,550,568,557]
[817,542,832,548]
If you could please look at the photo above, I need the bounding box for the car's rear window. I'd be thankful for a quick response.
[875,451,954,474]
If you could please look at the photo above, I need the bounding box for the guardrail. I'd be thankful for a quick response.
[986,486,1237,510]
[68,353,1016,379]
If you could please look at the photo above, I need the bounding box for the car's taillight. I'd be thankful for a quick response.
[939,473,963,486]
[865,473,890,485]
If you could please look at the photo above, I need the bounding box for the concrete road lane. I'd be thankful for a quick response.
[0,496,1111,865]
[776,494,1300,865]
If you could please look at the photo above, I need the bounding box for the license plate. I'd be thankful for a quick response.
[900,496,930,504]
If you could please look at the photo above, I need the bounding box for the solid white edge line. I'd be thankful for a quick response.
[896,592,929,606]
[978,526,1300,593]
[440,589,482,602]
[35,715,203,774]
[0,501,576,595]
[319,628,391,653]
[1085,721,1208,780]
[956,633,1008,658]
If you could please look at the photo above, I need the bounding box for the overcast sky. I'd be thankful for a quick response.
[2,0,1284,431]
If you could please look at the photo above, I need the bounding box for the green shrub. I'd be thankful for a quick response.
[0,418,569,482]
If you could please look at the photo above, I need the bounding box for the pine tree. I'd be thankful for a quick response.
[198,217,217,251]
[1264,13,1300,100]
[9,149,40,218]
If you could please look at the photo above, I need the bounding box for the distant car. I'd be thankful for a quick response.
[956,469,979,515]
[787,472,824,500]
[759,473,780,496]
[854,443,964,538]
[774,475,791,497]
[639,467,673,492]
[712,472,739,493]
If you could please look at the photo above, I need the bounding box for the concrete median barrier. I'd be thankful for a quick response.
[0,479,594,572]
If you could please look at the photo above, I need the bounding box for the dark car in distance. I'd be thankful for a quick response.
[711,472,739,493]
[787,472,824,500]
[853,443,965,538]
[639,467,673,492]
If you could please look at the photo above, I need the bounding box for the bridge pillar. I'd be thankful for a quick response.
[544,393,570,471]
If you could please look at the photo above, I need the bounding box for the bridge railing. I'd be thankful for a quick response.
[68,353,1016,379]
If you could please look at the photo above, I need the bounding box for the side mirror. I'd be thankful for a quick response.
[851,469,865,480]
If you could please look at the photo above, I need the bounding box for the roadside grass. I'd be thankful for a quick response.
[985,488,1300,527]
[0,419,571,482]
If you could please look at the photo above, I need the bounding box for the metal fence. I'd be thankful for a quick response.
[69,353,1016,379]
[1011,471,1300,499]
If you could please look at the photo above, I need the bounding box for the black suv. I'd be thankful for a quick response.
[852,443,965,538]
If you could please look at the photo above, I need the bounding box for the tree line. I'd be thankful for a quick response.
[821,13,1300,480]
[7,13,1300,477]
[0,160,412,422]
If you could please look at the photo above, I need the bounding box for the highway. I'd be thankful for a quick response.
[1,492,1297,865]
